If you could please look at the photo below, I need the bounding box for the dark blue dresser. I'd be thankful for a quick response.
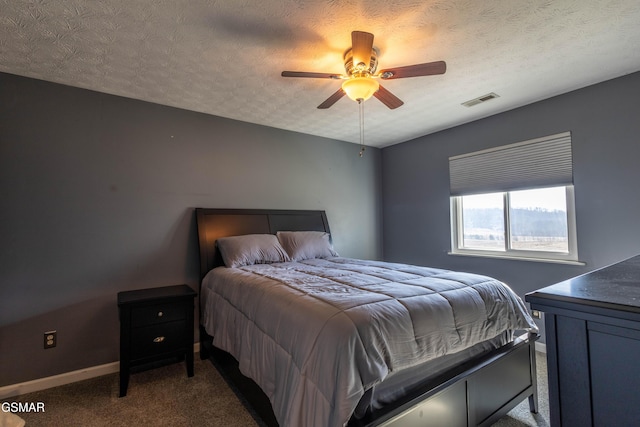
[526,255,640,427]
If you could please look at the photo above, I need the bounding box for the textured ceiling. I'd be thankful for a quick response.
[2,0,640,148]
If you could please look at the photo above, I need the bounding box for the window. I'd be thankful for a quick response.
[449,132,581,264]
[451,186,579,263]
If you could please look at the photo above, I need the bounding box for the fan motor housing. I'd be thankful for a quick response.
[343,48,378,76]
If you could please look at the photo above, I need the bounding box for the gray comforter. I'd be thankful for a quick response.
[201,257,538,427]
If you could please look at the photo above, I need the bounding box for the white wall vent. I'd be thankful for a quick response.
[461,92,500,107]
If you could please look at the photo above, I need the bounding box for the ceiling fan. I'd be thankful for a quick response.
[281,31,446,109]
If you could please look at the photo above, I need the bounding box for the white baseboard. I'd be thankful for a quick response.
[0,343,200,399]
[0,361,120,399]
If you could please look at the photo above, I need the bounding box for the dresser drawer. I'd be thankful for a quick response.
[131,303,187,327]
[130,320,187,360]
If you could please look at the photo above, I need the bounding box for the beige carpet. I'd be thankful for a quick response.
[11,353,548,426]
[14,358,261,427]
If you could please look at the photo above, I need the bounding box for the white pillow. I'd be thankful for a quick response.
[276,231,338,261]
[217,234,290,268]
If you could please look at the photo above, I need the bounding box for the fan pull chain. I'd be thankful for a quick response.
[358,99,366,157]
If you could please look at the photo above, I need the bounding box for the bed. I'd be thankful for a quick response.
[195,208,539,427]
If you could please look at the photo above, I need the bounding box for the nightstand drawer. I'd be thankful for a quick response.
[130,320,187,360]
[131,303,187,327]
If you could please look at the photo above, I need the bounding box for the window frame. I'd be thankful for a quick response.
[450,185,582,264]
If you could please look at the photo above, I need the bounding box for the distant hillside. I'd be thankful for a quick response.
[464,208,567,237]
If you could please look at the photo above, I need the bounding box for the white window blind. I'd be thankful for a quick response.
[449,132,573,196]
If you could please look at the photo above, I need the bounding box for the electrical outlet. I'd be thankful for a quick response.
[44,331,57,349]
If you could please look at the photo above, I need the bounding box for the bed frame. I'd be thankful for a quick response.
[195,208,539,427]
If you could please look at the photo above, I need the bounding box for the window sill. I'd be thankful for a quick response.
[448,251,586,266]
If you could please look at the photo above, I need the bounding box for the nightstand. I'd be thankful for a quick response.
[117,284,197,397]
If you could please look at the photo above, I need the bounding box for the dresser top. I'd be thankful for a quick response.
[526,254,640,314]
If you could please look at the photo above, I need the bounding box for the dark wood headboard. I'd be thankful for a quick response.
[195,208,331,280]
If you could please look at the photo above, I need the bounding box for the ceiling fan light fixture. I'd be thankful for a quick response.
[342,77,379,102]
[281,31,445,110]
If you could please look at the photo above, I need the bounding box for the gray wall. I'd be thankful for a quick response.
[382,71,640,338]
[0,72,382,386]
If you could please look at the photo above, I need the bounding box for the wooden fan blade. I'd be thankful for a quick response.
[351,31,374,68]
[317,88,345,109]
[379,61,447,79]
[281,71,341,79]
[374,85,404,109]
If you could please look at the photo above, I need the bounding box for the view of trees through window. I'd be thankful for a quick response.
[460,187,569,253]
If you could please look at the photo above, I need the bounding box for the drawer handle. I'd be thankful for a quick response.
[153,336,166,343]
[157,311,163,317]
